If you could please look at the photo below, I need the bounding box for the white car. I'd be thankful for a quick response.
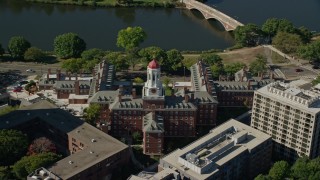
[26,69,35,73]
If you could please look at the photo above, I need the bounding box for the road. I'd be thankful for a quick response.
[0,61,61,76]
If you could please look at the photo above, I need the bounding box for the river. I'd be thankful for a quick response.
[0,0,319,51]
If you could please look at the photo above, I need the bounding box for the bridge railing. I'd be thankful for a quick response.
[183,0,243,28]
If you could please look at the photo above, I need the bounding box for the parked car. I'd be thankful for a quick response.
[13,86,22,92]
[26,69,35,73]
[295,68,303,72]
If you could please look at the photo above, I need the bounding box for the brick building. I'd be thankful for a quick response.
[89,59,218,155]
[0,100,129,180]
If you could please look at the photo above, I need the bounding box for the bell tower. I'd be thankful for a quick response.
[142,59,164,98]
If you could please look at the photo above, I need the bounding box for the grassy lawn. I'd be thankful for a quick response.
[271,51,289,64]
[219,46,266,65]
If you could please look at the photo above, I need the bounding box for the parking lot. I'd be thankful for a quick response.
[276,65,318,80]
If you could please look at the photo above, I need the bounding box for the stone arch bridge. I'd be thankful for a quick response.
[182,0,243,31]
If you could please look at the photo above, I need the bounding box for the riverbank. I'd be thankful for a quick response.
[26,0,180,8]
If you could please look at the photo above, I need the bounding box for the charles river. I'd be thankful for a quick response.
[0,0,319,51]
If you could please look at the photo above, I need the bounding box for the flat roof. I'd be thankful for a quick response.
[0,100,128,179]
[161,119,271,180]
[257,81,320,113]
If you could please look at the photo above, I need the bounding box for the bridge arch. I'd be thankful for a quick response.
[187,7,231,31]
[183,0,243,31]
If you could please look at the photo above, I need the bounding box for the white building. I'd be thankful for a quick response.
[251,80,320,161]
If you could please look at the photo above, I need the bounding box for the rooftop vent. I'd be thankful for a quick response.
[91,139,96,143]
[69,161,73,164]
[90,151,94,154]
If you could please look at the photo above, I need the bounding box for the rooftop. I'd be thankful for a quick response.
[0,100,128,179]
[259,81,320,110]
[161,119,271,180]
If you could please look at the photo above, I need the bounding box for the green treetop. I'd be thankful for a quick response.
[54,32,86,59]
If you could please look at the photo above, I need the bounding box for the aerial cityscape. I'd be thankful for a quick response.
[1,0,320,180]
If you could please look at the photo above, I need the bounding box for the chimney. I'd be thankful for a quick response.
[185,94,189,103]
[75,80,80,95]
[47,68,51,80]
[118,85,123,102]
[270,71,274,79]
[132,88,136,99]
[56,69,61,81]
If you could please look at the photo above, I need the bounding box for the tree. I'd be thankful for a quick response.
[132,131,142,144]
[290,156,310,179]
[234,23,264,47]
[162,77,171,88]
[210,62,225,79]
[262,18,280,37]
[116,26,147,70]
[272,32,303,53]
[24,80,37,93]
[116,26,147,52]
[224,62,246,75]
[81,48,105,61]
[105,52,129,71]
[298,40,320,63]
[133,77,144,84]
[0,129,28,166]
[84,104,101,125]
[249,54,267,76]
[268,161,290,180]
[138,46,167,65]
[24,47,45,62]
[297,26,312,43]
[0,43,4,56]
[8,36,31,59]
[83,59,100,73]
[54,32,86,59]
[28,137,56,156]
[164,49,184,71]
[200,53,222,66]
[117,0,133,5]
[277,19,296,34]
[61,58,85,73]
[12,152,61,179]
[254,174,269,180]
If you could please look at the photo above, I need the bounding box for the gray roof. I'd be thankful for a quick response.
[53,80,90,89]
[160,119,271,180]
[111,96,143,110]
[164,96,197,110]
[143,112,164,132]
[214,79,274,92]
[0,100,128,179]
[88,90,119,104]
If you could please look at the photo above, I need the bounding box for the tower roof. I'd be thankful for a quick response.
[148,59,160,69]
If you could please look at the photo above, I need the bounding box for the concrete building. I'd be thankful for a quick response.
[0,100,129,180]
[158,119,272,180]
[251,80,320,161]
